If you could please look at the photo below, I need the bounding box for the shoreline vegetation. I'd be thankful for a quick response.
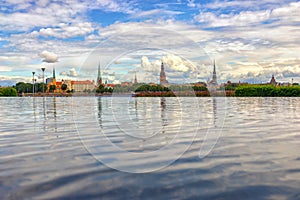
[234,85,300,97]
[1,84,300,97]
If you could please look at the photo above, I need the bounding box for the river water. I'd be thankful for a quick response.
[0,97,299,199]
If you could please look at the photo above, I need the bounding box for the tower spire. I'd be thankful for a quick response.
[213,59,216,74]
[134,71,137,84]
[53,67,56,79]
[160,61,168,85]
[97,60,102,85]
[209,59,218,86]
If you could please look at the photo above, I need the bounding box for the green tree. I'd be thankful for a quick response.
[49,85,56,92]
[108,87,114,93]
[235,85,300,97]
[0,87,18,97]
[61,83,67,91]
[192,86,208,91]
[96,84,105,93]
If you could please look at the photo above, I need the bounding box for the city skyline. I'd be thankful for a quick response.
[0,0,299,86]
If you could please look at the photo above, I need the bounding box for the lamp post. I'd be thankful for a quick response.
[41,67,45,93]
[32,72,35,96]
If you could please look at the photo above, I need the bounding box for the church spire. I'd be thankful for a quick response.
[134,71,137,84]
[97,61,102,85]
[160,61,168,85]
[209,59,218,86]
[213,59,216,74]
[53,67,56,79]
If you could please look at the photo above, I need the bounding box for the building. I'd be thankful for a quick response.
[71,80,95,92]
[208,60,218,86]
[120,81,132,87]
[46,77,53,85]
[160,62,168,85]
[46,67,96,93]
[270,74,277,85]
[47,68,58,92]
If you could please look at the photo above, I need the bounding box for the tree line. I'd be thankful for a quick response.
[0,87,18,96]
[235,85,300,97]
[15,82,47,93]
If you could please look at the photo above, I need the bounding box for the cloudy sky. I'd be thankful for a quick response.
[0,0,299,85]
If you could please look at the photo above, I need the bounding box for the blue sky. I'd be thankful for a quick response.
[0,0,299,85]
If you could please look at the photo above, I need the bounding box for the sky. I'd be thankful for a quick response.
[0,0,299,85]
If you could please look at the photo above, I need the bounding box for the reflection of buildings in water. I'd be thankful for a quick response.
[42,97,46,119]
[135,98,138,118]
[53,97,57,132]
[53,97,57,119]
[32,97,37,133]
[42,97,46,133]
[97,97,103,128]
[212,97,217,127]
[160,97,168,127]
[32,97,37,121]
[160,97,169,146]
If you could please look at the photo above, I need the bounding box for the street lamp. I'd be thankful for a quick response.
[32,72,35,96]
[41,67,45,93]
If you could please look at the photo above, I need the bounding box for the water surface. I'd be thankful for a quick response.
[0,97,299,199]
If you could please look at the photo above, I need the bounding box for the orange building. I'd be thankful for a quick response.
[47,68,96,93]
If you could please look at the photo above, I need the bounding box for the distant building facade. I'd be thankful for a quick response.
[46,67,96,93]
[71,80,95,92]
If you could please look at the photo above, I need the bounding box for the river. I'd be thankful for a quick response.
[0,97,299,199]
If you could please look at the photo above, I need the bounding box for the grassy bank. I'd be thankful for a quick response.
[235,85,300,97]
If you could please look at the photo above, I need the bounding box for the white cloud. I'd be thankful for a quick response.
[195,1,300,28]
[195,10,271,27]
[130,9,183,19]
[140,53,200,83]
[0,66,12,72]
[271,1,300,23]
[37,22,94,39]
[0,0,132,32]
[162,54,191,72]
[69,68,78,77]
[39,50,58,63]
[1,1,300,85]
[59,68,78,77]
[0,75,32,85]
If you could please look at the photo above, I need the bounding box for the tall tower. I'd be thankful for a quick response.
[52,67,56,85]
[160,62,168,85]
[270,74,276,85]
[97,62,102,86]
[210,60,218,85]
[134,71,138,84]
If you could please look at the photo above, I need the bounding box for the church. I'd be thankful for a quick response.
[160,62,168,85]
[208,60,218,86]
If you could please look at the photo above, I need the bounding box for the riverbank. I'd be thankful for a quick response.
[133,90,235,97]
[21,93,113,97]
[12,85,300,97]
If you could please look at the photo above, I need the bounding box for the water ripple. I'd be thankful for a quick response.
[0,97,299,199]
